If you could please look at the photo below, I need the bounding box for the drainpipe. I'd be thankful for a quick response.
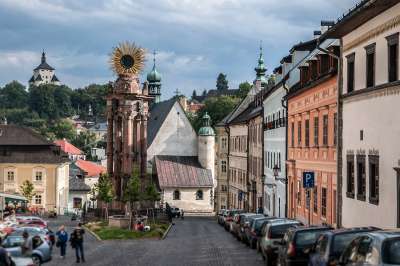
[281,80,289,218]
[316,38,342,228]
[246,121,250,212]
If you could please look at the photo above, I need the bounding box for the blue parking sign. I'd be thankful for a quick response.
[303,172,315,188]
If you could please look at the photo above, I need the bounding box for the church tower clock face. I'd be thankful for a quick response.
[110,42,145,75]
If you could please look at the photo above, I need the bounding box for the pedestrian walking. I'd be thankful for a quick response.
[21,230,33,256]
[70,223,85,263]
[56,225,68,259]
[165,203,172,223]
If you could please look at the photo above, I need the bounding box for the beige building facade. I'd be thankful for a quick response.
[215,124,229,211]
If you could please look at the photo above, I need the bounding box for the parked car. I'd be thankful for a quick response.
[3,234,52,264]
[243,216,272,247]
[8,227,54,247]
[277,226,333,266]
[237,213,264,242]
[16,217,47,228]
[309,227,380,266]
[339,230,400,266]
[246,216,276,249]
[224,209,243,231]
[217,209,226,225]
[259,219,302,265]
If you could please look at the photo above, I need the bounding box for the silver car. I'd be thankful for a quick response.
[340,231,400,266]
[2,235,52,265]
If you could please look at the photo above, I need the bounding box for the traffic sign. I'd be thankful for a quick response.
[303,172,315,188]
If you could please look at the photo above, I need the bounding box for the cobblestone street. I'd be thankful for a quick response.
[46,216,263,266]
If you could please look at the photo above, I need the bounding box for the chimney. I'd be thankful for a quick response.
[313,30,322,39]
[320,20,335,34]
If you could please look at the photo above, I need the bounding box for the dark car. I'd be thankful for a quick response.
[277,226,333,266]
[238,213,264,242]
[243,215,268,246]
[309,227,380,266]
[246,217,273,249]
[217,209,227,225]
[259,219,302,265]
[339,231,400,266]
[224,209,243,231]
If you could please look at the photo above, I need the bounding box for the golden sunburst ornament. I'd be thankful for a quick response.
[110,42,146,75]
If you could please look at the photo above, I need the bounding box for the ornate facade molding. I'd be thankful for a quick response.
[344,14,400,52]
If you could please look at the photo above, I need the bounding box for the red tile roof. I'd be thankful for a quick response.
[155,156,213,189]
[75,159,106,177]
[54,139,83,155]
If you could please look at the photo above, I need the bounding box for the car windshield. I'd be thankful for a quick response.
[11,228,45,236]
[270,224,298,239]
[296,230,326,247]
[4,236,24,248]
[332,233,365,255]
[254,219,268,230]
[382,238,400,264]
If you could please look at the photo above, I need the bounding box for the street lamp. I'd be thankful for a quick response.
[273,165,287,183]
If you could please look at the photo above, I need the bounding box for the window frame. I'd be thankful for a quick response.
[346,154,355,198]
[35,171,43,182]
[313,187,318,214]
[196,190,204,200]
[368,155,379,205]
[297,121,302,147]
[322,114,328,146]
[365,43,376,88]
[321,187,327,218]
[305,119,310,147]
[346,53,355,93]
[386,33,399,82]
[221,160,227,173]
[291,122,295,147]
[314,116,319,147]
[7,171,15,181]
[173,190,181,200]
[34,195,42,205]
[356,154,366,201]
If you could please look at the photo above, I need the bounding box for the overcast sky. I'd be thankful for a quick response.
[0,0,359,100]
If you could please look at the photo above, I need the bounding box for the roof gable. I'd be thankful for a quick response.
[155,155,213,188]
[75,159,106,177]
[54,139,83,155]
[0,125,52,146]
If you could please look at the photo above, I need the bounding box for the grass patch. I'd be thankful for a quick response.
[86,222,169,240]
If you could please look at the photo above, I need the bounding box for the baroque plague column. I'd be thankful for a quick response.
[106,42,153,200]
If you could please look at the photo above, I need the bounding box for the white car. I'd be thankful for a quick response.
[11,255,38,266]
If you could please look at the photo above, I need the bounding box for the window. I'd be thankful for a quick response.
[387,33,399,82]
[291,122,295,147]
[35,171,43,181]
[221,161,227,173]
[313,187,318,214]
[73,197,82,209]
[347,53,355,93]
[347,154,355,198]
[221,185,227,192]
[314,116,319,147]
[321,187,327,217]
[369,155,379,205]
[34,195,42,205]
[333,113,337,146]
[323,115,328,146]
[305,119,310,147]
[221,137,227,149]
[320,54,330,74]
[365,43,376,88]
[297,181,301,206]
[196,190,203,200]
[7,171,14,181]
[306,189,311,210]
[356,155,366,201]
[297,121,302,146]
[173,190,180,200]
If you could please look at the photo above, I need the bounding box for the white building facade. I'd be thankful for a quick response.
[338,2,400,228]
[29,52,60,86]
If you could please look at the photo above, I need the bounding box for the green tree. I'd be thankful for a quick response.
[96,173,114,220]
[20,180,36,204]
[124,174,143,230]
[49,119,76,141]
[216,73,229,91]
[237,81,252,99]
[192,90,197,98]
[143,182,160,202]
[29,85,57,120]
[53,85,73,118]
[0,81,28,109]
[191,96,240,131]
[71,131,97,154]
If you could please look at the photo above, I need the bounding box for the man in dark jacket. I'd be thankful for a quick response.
[70,223,85,263]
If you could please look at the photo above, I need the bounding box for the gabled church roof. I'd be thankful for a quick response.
[147,98,177,147]
[155,155,213,189]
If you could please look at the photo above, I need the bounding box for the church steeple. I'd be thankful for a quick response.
[254,42,267,86]
[146,50,162,104]
[41,50,46,64]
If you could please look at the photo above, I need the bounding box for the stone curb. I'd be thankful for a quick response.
[161,223,172,240]
[83,225,102,242]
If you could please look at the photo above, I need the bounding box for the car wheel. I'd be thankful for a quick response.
[32,254,42,265]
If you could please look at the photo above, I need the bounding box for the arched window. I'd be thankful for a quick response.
[196,190,203,200]
[173,190,180,200]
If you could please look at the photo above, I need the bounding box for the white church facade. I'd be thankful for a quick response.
[29,51,60,86]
